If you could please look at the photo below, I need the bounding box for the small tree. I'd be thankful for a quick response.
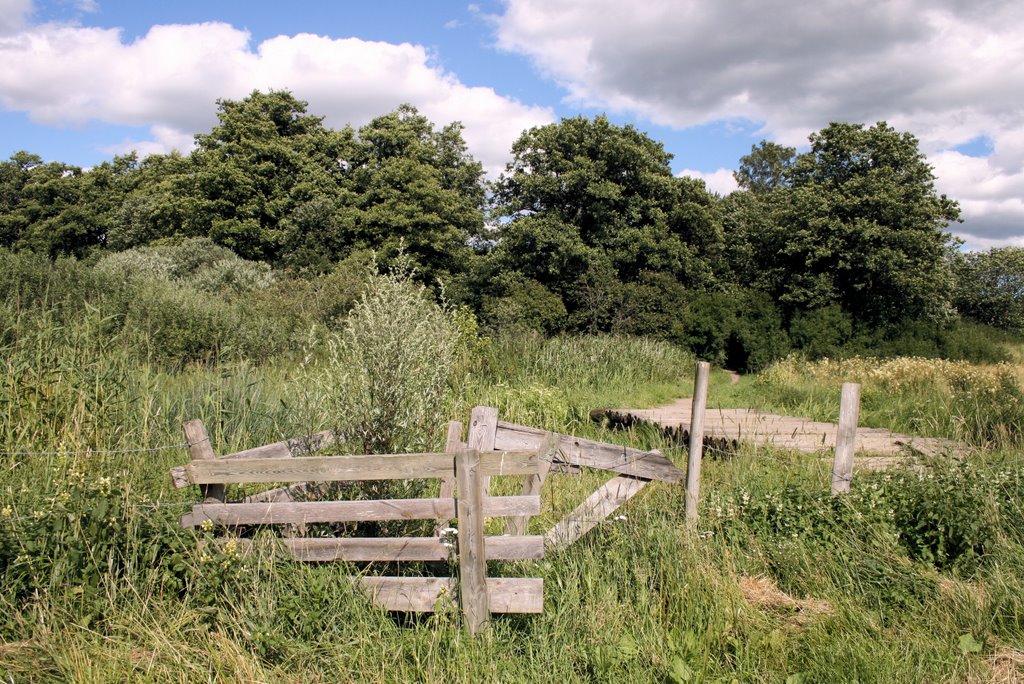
[320,265,468,455]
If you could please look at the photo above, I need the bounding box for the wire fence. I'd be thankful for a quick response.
[0,437,207,457]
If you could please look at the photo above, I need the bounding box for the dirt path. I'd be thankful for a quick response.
[597,398,961,459]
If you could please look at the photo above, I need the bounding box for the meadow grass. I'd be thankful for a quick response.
[2,283,1023,681]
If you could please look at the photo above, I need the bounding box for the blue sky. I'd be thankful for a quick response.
[1,0,1022,247]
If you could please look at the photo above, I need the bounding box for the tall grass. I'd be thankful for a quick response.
[723,355,1024,449]
[2,251,1023,682]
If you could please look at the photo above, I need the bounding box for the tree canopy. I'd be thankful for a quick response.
[0,97,1003,370]
[729,122,961,327]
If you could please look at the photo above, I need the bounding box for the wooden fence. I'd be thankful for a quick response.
[171,406,685,634]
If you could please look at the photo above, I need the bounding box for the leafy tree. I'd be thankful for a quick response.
[954,247,1024,333]
[490,115,722,332]
[739,122,961,327]
[734,141,795,193]
[187,90,354,263]
[346,105,485,283]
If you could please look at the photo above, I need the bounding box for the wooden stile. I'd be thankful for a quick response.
[171,406,690,632]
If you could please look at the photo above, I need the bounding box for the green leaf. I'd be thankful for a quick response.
[958,633,983,654]
[668,656,693,683]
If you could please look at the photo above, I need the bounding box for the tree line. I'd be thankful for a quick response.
[1,90,1020,370]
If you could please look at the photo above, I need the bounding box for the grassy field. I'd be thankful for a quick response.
[1,265,1023,682]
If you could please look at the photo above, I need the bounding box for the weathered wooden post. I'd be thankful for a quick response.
[685,361,710,528]
[182,419,224,504]
[455,448,489,635]
[506,431,559,536]
[468,406,499,496]
[831,383,861,495]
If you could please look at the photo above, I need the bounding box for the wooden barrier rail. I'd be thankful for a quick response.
[173,421,556,636]
[172,406,686,635]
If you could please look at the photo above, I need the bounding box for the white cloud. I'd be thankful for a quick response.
[677,168,738,197]
[494,0,1024,245]
[0,0,31,35]
[0,19,553,176]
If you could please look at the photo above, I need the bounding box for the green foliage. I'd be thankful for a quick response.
[680,289,789,372]
[489,115,722,338]
[481,275,568,334]
[954,246,1024,333]
[788,305,853,358]
[734,140,795,193]
[732,123,961,328]
[318,265,472,454]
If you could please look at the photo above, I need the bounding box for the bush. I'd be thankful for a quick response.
[318,266,472,455]
[789,304,853,358]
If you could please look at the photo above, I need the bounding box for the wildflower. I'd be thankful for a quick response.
[0,506,11,518]
[200,518,214,532]
[614,514,627,522]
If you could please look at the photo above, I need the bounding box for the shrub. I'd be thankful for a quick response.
[789,304,853,358]
[318,266,472,455]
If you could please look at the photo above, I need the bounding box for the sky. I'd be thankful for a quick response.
[1,0,1022,249]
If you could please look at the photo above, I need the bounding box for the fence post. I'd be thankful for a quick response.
[685,361,710,529]
[182,419,224,504]
[831,383,861,495]
[455,448,489,635]
[468,406,499,496]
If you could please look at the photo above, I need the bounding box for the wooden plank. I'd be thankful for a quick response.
[183,449,539,486]
[241,481,331,504]
[468,406,499,495]
[181,420,223,504]
[455,448,489,635]
[494,421,683,483]
[227,535,544,562]
[545,475,648,551]
[506,432,559,536]
[831,383,861,495]
[685,361,710,528]
[436,421,464,534]
[182,495,540,527]
[170,430,336,489]
[358,577,543,614]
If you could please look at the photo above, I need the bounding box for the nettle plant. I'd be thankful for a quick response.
[0,462,191,630]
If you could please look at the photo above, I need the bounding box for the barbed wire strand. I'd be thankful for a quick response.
[0,437,206,457]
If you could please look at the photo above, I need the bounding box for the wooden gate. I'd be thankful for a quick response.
[169,406,684,634]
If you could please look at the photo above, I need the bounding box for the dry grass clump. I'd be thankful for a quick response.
[761,355,1020,397]
[737,574,832,628]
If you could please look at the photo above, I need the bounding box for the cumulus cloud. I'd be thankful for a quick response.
[494,0,1024,244]
[0,0,31,35]
[0,18,552,175]
[677,168,738,197]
